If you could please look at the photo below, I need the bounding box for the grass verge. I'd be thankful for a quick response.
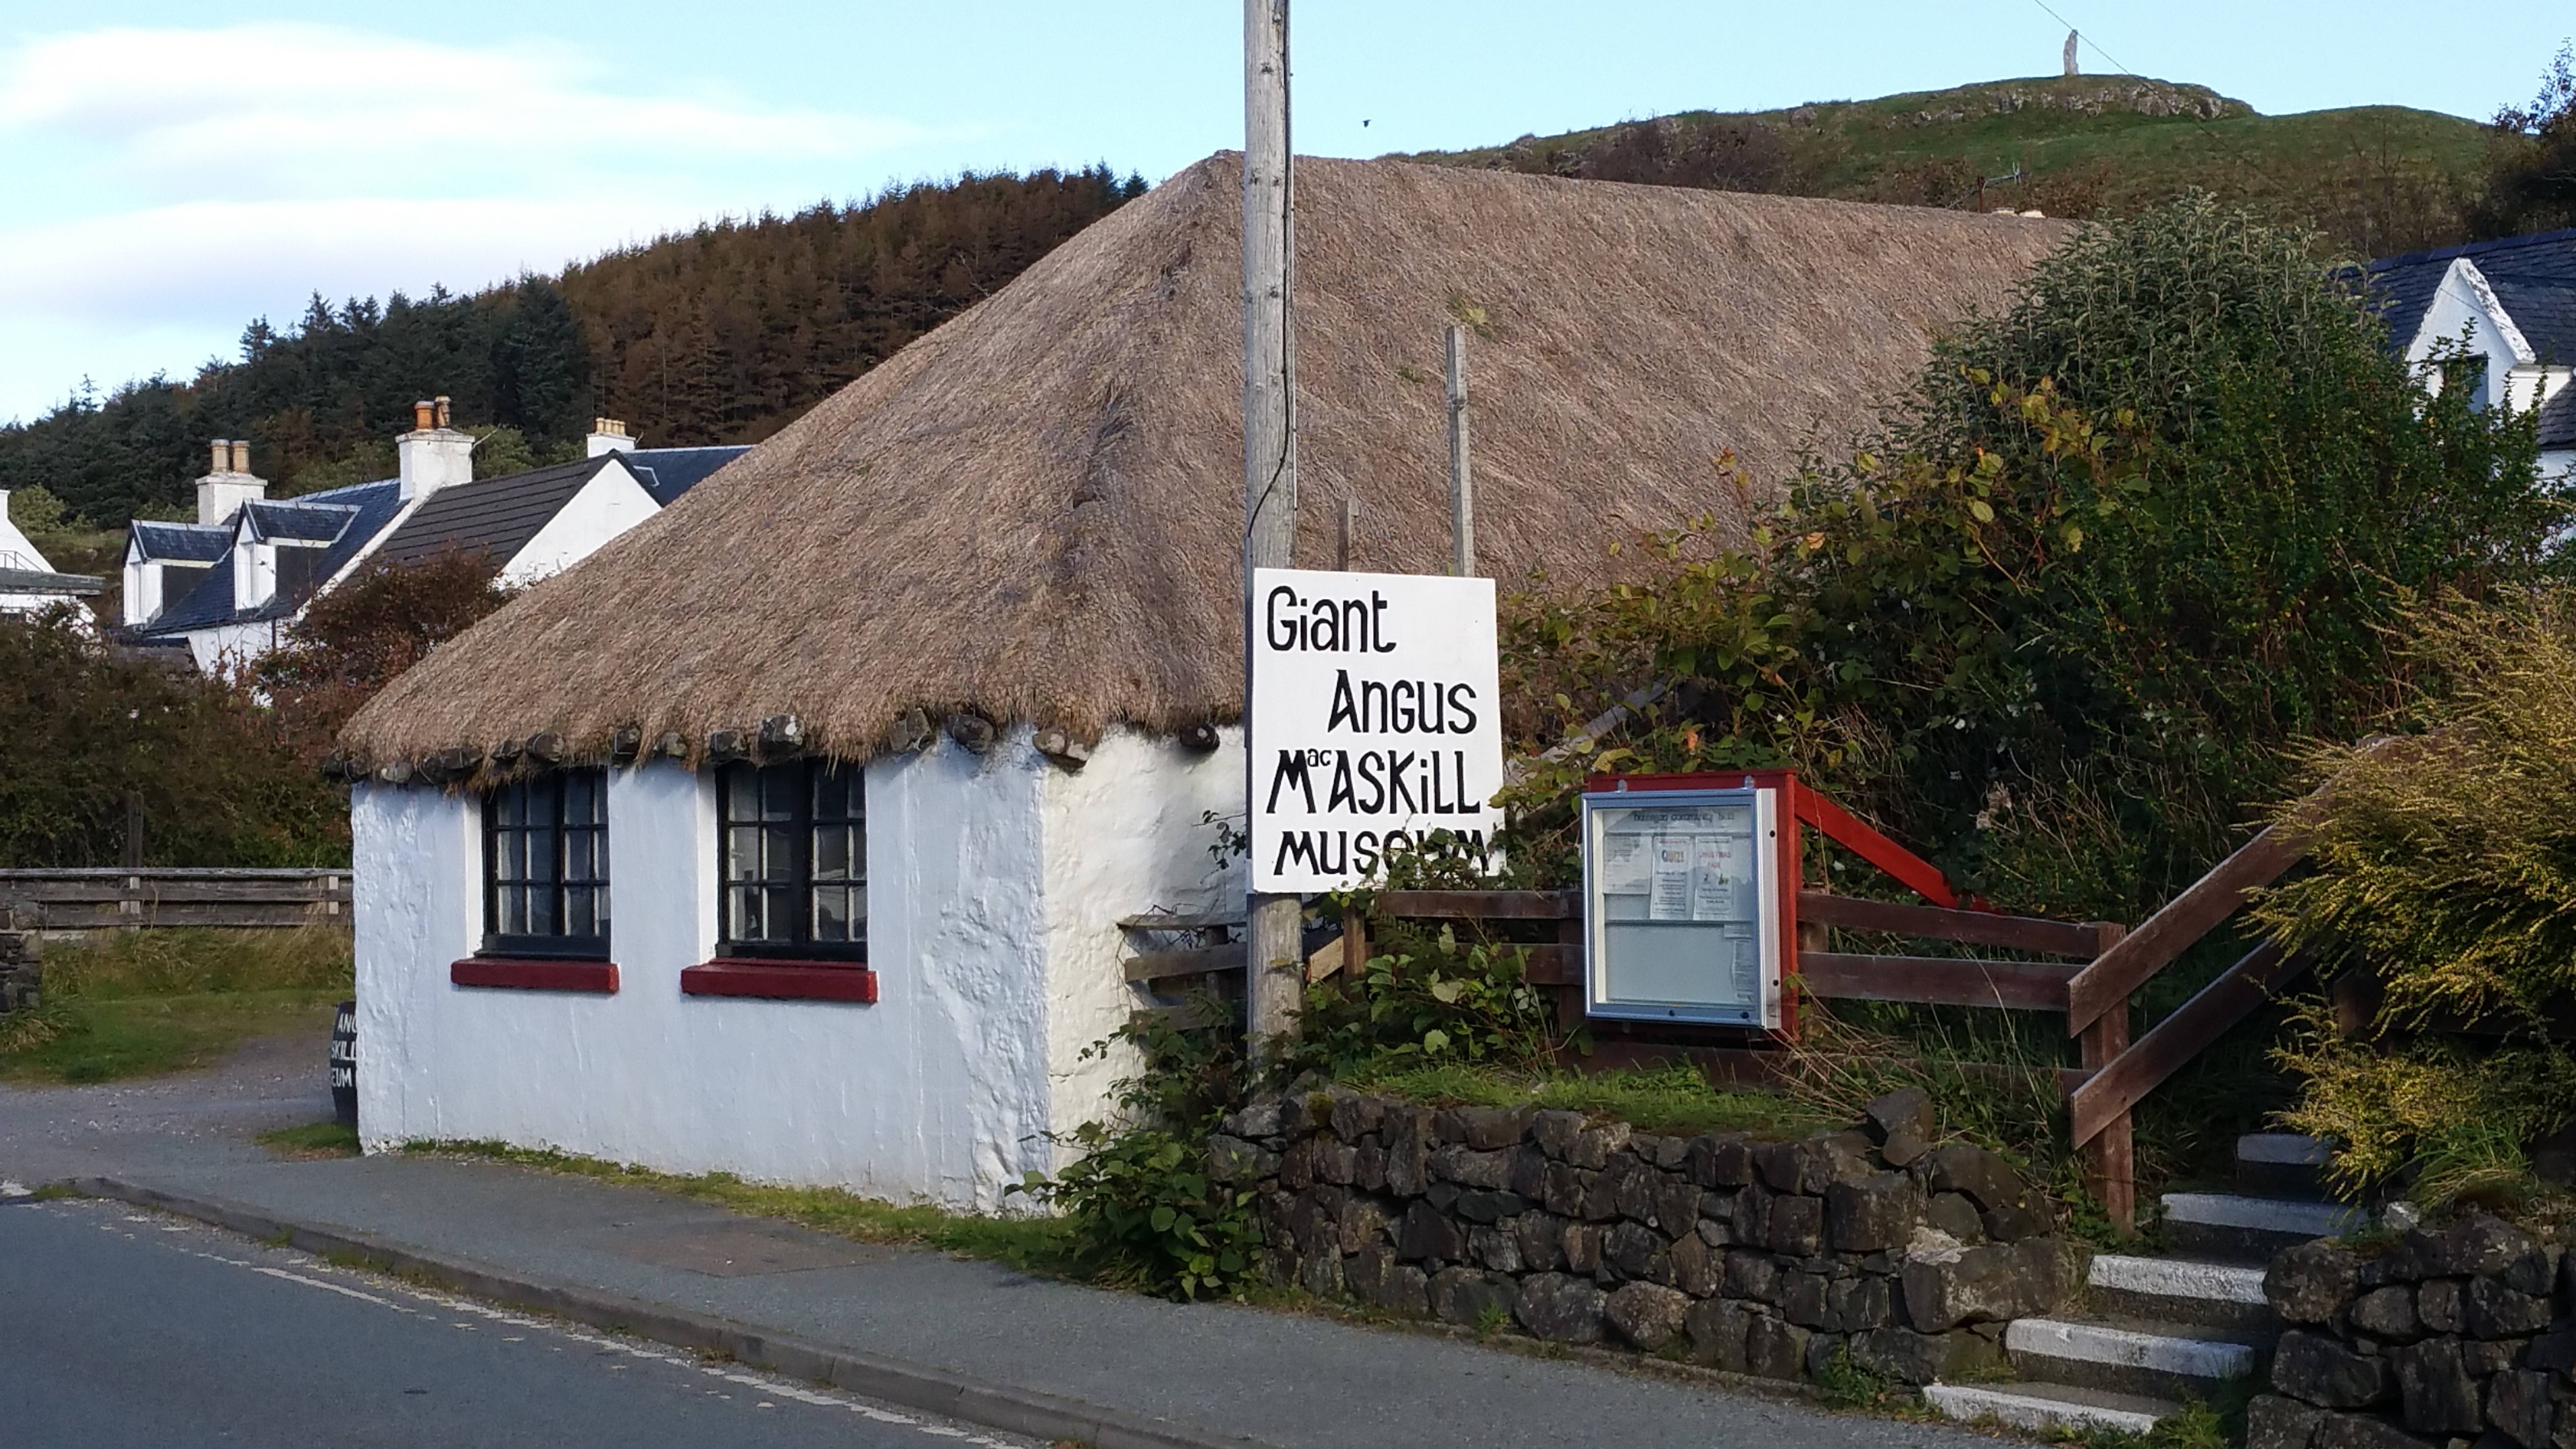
[258,1119,361,1158]
[407,1139,1080,1275]
[1341,1060,1831,1140]
[0,927,351,1084]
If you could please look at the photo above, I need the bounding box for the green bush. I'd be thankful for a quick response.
[1012,1006,1261,1300]
[1501,195,2559,924]
[0,614,347,866]
[1287,922,1562,1080]
[2257,596,2576,1203]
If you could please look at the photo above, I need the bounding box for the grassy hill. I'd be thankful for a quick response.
[1406,76,2499,258]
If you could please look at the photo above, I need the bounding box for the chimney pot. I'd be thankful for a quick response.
[413,401,435,431]
[433,396,451,429]
[210,440,230,473]
[229,440,250,474]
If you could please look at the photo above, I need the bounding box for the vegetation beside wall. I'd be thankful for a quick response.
[2257,598,2576,1208]
[0,614,347,867]
[0,927,351,1083]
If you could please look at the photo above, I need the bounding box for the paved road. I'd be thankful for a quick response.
[0,1196,1040,1449]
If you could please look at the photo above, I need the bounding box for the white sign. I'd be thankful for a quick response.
[1249,567,1504,892]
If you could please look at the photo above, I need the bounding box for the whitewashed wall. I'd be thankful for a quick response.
[1037,726,1246,1161]
[353,727,1244,1210]
[498,463,660,587]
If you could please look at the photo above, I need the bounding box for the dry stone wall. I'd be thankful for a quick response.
[1209,1085,2082,1384]
[2254,1214,2576,1449]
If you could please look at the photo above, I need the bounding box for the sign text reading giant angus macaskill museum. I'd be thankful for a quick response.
[1249,568,1504,893]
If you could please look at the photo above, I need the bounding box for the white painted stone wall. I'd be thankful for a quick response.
[1038,726,1246,1160]
[497,462,660,588]
[353,727,1244,1210]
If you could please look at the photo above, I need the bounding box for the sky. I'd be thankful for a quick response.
[1,1,2569,424]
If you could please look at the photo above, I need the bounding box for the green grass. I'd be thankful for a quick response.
[0,927,351,1084]
[407,1140,1079,1274]
[1341,1060,1831,1140]
[258,1119,360,1157]
[1406,73,2496,255]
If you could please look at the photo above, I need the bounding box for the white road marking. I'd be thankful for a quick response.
[252,1266,401,1308]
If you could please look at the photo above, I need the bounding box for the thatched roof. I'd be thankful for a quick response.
[344,154,2068,770]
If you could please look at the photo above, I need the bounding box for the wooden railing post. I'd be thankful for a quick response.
[2077,924,2134,1236]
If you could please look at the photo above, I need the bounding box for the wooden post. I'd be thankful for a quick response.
[1241,0,1302,1063]
[2079,921,2135,1237]
[1447,324,1473,577]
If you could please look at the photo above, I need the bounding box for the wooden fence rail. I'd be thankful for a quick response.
[0,869,353,930]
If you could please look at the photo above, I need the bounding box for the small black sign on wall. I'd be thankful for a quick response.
[330,1001,357,1130]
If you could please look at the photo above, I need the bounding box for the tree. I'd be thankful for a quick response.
[0,613,346,867]
[1504,197,2560,919]
[2473,43,2576,238]
[254,553,517,767]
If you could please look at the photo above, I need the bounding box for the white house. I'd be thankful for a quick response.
[2369,228,2576,484]
[0,488,103,621]
[336,154,2072,1211]
[123,412,746,674]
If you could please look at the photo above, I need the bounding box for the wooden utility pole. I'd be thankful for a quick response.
[1242,0,1302,1060]
[1446,324,1473,576]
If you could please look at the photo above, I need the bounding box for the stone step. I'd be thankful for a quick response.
[2004,1316,2259,1400]
[1921,1381,2183,1435]
[2161,1191,2369,1263]
[2237,1133,2334,1197]
[2086,1253,2279,1337]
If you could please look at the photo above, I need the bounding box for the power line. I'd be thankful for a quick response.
[2025,0,2138,78]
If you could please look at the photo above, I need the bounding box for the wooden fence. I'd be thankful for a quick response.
[1117,844,2301,1238]
[0,869,354,931]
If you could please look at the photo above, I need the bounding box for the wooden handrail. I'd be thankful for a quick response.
[1797,952,2080,1011]
[2062,825,2305,1035]
[2070,938,2309,1144]
[1796,892,2108,958]
[1373,889,1578,919]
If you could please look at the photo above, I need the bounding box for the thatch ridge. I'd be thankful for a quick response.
[344,154,2068,770]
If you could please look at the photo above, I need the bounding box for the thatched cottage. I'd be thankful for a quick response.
[337,155,2065,1209]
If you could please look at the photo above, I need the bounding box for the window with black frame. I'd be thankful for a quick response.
[483,771,610,958]
[718,759,865,961]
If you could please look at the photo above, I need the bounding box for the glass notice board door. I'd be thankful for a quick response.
[1580,786,1782,1027]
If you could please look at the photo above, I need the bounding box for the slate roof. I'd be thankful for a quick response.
[2368,228,2576,363]
[243,499,359,543]
[625,446,749,506]
[2542,385,2576,449]
[371,457,610,568]
[371,447,745,567]
[128,521,230,564]
[0,567,104,596]
[139,477,405,636]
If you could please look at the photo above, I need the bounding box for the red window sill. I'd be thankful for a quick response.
[450,958,620,993]
[681,959,878,1003]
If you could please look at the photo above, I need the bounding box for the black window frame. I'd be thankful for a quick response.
[716,758,867,962]
[481,769,611,960]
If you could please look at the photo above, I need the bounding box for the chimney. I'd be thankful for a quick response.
[196,438,267,525]
[586,417,637,457]
[397,396,475,502]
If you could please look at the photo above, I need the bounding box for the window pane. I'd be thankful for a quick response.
[760,766,797,820]
[529,881,557,936]
[527,828,557,883]
[813,825,850,882]
[566,772,600,825]
[528,777,559,830]
[498,885,526,936]
[723,765,759,826]
[566,832,597,884]
[762,825,795,881]
[726,825,763,881]
[761,886,795,940]
[567,887,598,938]
[814,887,848,942]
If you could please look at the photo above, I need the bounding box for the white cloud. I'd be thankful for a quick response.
[0,22,945,419]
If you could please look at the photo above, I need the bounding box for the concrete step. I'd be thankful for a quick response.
[2161,1191,2369,1263]
[2237,1133,2334,1197]
[1921,1381,2183,1435]
[2086,1253,2278,1338]
[2004,1316,2259,1400]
